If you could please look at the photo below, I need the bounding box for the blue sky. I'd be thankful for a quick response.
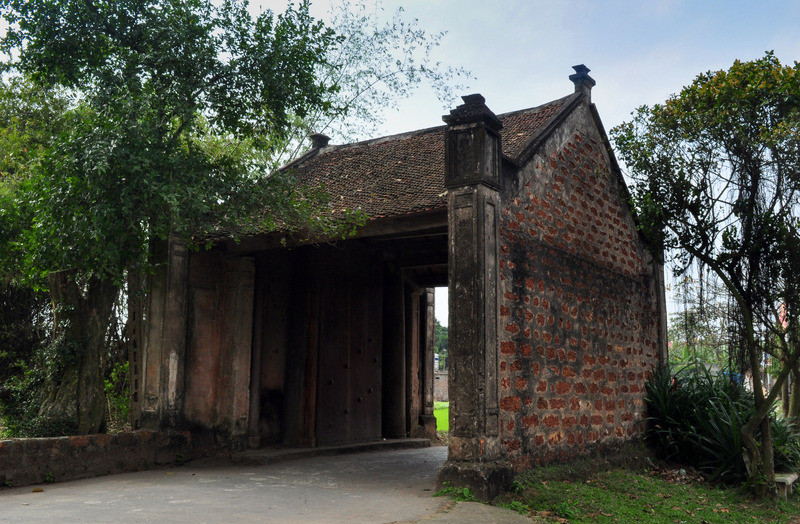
[253,0,800,136]
[257,1,800,324]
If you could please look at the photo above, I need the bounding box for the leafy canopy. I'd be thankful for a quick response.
[611,52,800,341]
[0,0,348,283]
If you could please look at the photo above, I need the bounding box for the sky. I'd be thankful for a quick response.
[254,0,800,324]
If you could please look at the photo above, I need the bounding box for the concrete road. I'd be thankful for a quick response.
[0,446,531,523]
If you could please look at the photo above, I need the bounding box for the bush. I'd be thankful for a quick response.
[772,416,800,473]
[0,334,80,437]
[0,282,50,384]
[104,360,130,432]
[645,362,799,484]
[0,282,75,437]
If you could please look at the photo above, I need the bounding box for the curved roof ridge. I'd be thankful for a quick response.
[496,93,575,120]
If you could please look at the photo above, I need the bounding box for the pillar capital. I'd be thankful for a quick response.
[443,94,503,189]
[443,93,502,131]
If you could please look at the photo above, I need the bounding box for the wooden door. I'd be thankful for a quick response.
[315,248,383,446]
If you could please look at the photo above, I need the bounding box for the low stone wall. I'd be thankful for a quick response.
[0,430,193,487]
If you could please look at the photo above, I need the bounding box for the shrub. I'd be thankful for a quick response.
[645,362,799,484]
[772,416,800,473]
[104,360,130,431]
[0,283,50,384]
[0,336,80,437]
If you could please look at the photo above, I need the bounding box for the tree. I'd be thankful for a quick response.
[667,272,730,367]
[434,319,448,370]
[0,0,348,435]
[0,78,68,425]
[611,52,800,495]
[272,0,470,163]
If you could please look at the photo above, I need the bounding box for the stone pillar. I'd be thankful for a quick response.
[141,234,189,430]
[437,94,512,500]
[419,288,437,438]
[405,285,421,436]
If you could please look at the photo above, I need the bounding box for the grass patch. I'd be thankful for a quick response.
[497,466,800,523]
[435,482,477,502]
[434,401,448,432]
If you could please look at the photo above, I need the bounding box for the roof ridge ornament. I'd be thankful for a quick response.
[310,133,330,149]
[569,64,596,101]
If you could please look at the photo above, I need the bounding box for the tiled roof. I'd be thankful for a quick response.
[500,96,573,160]
[288,126,447,220]
[286,94,575,220]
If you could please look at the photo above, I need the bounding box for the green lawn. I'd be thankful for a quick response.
[434,402,448,432]
[495,466,800,523]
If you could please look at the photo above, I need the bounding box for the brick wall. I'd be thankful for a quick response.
[497,128,660,472]
[0,430,193,488]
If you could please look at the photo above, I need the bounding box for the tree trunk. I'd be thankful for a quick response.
[778,352,789,416]
[782,367,790,417]
[38,270,118,435]
[761,416,775,485]
[789,365,800,419]
[741,338,776,497]
[740,347,800,497]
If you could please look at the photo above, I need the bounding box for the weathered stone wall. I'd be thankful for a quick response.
[497,104,661,471]
[434,371,449,402]
[0,431,192,488]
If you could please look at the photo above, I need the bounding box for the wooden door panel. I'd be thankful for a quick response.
[315,248,383,446]
[315,255,351,446]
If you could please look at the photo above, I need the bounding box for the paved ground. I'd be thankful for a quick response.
[0,445,531,523]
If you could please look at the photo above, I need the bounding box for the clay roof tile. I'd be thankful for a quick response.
[288,94,572,220]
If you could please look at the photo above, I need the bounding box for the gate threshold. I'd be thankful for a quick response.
[231,438,432,467]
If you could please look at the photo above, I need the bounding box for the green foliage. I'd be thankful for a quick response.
[645,363,799,484]
[496,500,531,515]
[612,52,800,269]
[434,482,477,502]
[772,416,800,473]
[510,479,526,494]
[0,282,50,384]
[104,361,130,431]
[0,329,84,437]
[0,0,349,285]
[0,78,71,284]
[553,501,579,519]
[434,319,448,370]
